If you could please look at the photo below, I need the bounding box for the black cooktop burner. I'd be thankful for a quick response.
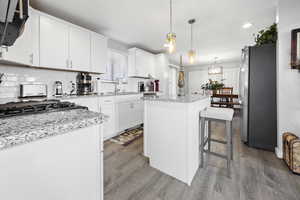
[0,100,88,118]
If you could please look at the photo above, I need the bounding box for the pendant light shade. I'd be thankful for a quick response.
[208,57,223,75]
[188,19,196,64]
[164,0,176,54]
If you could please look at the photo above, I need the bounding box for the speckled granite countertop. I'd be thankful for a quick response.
[53,92,142,100]
[0,109,105,151]
[143,94,209,103]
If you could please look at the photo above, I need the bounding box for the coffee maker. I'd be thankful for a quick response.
[76,72,92,95]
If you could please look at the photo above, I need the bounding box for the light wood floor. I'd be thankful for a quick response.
[104,116,300,200]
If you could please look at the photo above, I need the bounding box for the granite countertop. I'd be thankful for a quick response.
[143,94,210,103]
[0,109,105,151]
[54,92,142,100]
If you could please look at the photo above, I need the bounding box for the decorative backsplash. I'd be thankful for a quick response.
[0,73,39,99]
[0,65,77,103]
[0,64,142,104]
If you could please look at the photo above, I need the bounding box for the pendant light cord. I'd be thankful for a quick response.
[191,23,193,50]
[170,0,173,33]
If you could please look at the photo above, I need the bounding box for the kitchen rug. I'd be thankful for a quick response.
[110,127,143,146]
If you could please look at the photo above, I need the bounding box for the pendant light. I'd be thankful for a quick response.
[164,0,176,54]
[188,19,196,64]
[208,57,223,75]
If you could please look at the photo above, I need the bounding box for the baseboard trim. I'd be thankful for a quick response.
[275,147,283,159]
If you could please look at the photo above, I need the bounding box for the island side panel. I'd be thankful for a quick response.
[186,98,211,185]
[145,100,189,183]
[0,125,103,200]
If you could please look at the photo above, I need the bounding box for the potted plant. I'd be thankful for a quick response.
[254,23,277,46]
[201,79,224,95]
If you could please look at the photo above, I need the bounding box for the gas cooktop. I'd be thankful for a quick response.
[0,100,87,118]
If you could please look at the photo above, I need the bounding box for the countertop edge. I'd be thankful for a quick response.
[0,112,105,152]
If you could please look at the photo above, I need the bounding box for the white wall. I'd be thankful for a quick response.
[276,0,300,157]
[187,61,240,95]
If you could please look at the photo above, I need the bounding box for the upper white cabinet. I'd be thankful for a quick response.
[39,14,69,70]
[0,8,39,66]
[128,48,155,78]
[69,26,91,72]
[1,7,108,74]
[91,33,108,74]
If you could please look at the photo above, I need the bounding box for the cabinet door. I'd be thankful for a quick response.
[100,103,116,140]
[117,100,143,132]
[40,15,69,69]
[91,33,107,74]
[135,49,147,77]
[128,48,137,77]
[132,100,144,125]
[1,9,38,65]
[69,26,91,72]
[148,54,155,78]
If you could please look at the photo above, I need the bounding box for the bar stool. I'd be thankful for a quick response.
[199,107,234,177]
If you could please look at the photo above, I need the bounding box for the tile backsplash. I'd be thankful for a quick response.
[0,64,142,104]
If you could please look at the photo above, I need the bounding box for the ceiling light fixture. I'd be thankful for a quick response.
[188,19,196,64]
[208,57,223,75]
[164,0,176,54]
[242,22,253,29]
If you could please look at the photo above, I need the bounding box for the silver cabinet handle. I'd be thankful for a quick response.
[66,59,69,68]
[70,60,73,68]
[130,103,134,108]
[29,54,33,64]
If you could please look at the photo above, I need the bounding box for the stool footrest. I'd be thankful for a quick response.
[204,150,227,159]
[210,138,227,144]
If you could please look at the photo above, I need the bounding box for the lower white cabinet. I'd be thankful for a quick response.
[117,100,143,132]
[0,125,103,200]
[67,94,143,140]
[99,97,116,140]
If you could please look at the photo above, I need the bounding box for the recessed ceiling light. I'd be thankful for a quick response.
[242,23,253,29]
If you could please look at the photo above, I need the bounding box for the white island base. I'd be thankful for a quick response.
[0,125,103,200]
[144,95,210,185]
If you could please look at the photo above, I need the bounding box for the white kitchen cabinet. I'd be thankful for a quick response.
[0,8,39,66]
[0,125,103,200]
[69,26,91,72]
[91,33,108,74]
[99,97,116,140]
[128,48,155,78]
[117,100,143,132]
[39,14,69,70]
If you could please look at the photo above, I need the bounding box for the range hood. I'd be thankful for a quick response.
[0,0,29,47]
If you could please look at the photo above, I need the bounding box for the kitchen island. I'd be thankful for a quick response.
[143,95,210,185]
[0,109,105,200]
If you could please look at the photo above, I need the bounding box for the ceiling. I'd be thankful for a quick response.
[30,0,277,66]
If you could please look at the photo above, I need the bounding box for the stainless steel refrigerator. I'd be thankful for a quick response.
[239,44,277,151]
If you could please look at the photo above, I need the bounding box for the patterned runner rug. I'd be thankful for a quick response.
[110,127,143,146]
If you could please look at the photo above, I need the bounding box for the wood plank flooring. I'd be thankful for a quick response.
[104,116,300,200]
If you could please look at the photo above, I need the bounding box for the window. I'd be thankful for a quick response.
[101,49,128,82]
